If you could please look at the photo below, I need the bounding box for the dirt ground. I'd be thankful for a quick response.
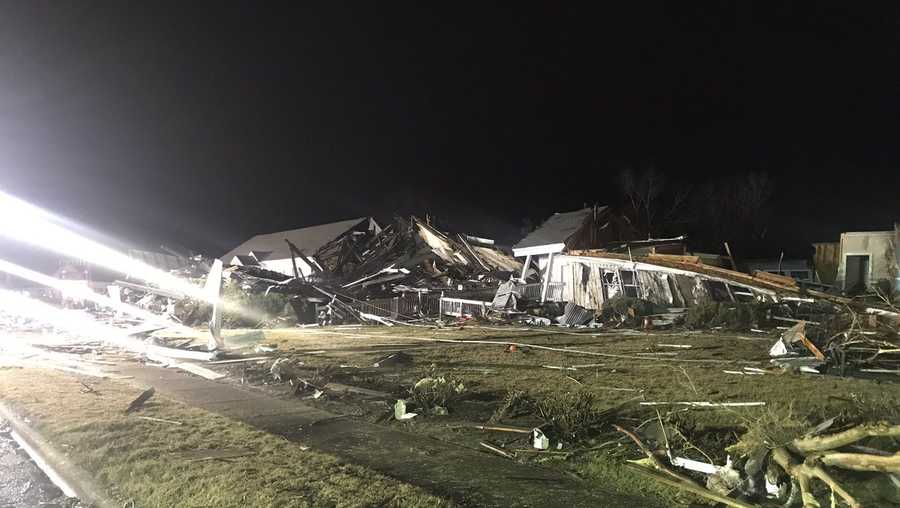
[207,324,900,506]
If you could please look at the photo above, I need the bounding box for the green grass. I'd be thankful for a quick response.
[242,325,900,506]
[0,368,451,508]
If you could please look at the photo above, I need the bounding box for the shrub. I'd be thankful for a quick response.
[600,296,665,325]
[685,302,764,330]
[409,365,466,412]
[534,390,604,440]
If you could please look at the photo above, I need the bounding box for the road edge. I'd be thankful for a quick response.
[0,401,118,508]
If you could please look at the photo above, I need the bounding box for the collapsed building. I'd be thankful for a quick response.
[221,215,522,324]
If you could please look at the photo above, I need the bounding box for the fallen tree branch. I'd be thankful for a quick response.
[613,424,697,485]
[624,464,756,508]
[771,447,859,508]
[791,422,900,453]
[817,450,900,474]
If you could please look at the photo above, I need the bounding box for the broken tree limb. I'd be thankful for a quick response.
[771,447,859,508]
[816,451,900,474]
[613,424,696,485]
[614,425,755,508]
[624,464,755,508]
[791,422,900,454]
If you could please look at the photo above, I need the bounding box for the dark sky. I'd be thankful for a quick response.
[1,3,898,264]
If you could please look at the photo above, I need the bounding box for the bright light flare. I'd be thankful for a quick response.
[0,190,210,302]
[0,289,146,350]
[0,258,190,332]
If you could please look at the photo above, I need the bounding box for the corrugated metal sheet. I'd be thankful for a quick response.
[557,302,595,326]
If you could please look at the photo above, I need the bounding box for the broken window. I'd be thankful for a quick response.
[620,270,641,298]
[602,269,641,299]
[728,284,756,303]
[602,269,621,299]
[703,280,732,302]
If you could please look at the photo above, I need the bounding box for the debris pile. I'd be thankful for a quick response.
[220,216,523,325]
[618,407,900,508]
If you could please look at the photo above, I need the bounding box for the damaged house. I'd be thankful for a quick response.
[510,207,843,313]
[223,217,381,277]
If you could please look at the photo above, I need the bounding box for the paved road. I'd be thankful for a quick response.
[0,421,80,508]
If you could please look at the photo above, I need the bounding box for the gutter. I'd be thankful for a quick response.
[0,402,117,508]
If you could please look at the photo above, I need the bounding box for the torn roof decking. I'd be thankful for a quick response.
[222,217,379,262]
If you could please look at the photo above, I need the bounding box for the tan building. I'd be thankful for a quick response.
[830,227,899,293]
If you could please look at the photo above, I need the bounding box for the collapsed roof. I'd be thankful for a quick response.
[222,217,380,262]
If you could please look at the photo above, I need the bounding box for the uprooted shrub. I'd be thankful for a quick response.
[534,390,606,440]
[685,302,765,330]
[599,296,666,326]
[409,365,466,413]
[489,390,531,424]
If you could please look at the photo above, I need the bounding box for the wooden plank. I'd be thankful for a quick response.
[752,270,798,287]
[647,254,702,265]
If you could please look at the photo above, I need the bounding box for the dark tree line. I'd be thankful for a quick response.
[617,166,774,250]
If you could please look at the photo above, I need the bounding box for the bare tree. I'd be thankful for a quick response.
[618,166,692,237]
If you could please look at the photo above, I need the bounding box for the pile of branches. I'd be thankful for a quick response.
[618,408,900,507]
[821,306,900,374]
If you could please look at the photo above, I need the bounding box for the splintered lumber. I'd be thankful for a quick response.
[752,270,798,287]
[125,387,156,414]
[479,442,515,459]
[473,425,532,434]
[639,401,765,408]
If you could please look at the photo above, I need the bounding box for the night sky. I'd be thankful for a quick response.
[1,3,898,267]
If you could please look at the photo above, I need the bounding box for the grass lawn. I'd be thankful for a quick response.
[0,367,452,508]
[217,325,900,506]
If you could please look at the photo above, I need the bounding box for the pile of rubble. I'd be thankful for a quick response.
[182,216,523,326]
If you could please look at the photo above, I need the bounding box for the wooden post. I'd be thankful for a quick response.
[541,252,554,302]
[286,239,300,279]
[723,242,738,271]
[778,251,784,274]
[521,254,532,279]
